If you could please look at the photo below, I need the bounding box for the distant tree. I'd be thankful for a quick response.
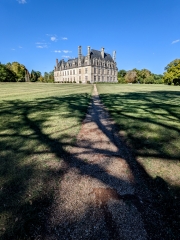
[0,64,17,82]
[125,70,137,83]
[38,76,44,82]
[152,74,163,84]
[30,70,38,82]
[118,69,126,78]
[6,62,27,82]
[43,71,54,82]
[163,59,180,85]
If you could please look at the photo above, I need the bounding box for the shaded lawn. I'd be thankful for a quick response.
[97,84,180,237]
[0,83,93,239]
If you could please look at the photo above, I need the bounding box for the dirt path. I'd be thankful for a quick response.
[47,85,166,240]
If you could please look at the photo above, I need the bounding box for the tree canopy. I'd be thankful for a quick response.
[118,68,163,84]
[163,59,180,85]
[0,64,17,82]
[6,62,28,82]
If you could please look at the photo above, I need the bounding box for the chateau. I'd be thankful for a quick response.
[54,46,118,83]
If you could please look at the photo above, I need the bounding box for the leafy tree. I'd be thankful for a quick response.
[125,70,137,83]
[0,64,17,82]
[43,71,54,82]
[6,62,27,82]
[118,69,126,78]
[30,70,38,82]
[163,59,180,85]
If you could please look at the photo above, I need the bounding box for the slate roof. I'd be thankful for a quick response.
[90,49,113,62]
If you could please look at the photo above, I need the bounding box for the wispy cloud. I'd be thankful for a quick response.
[51,36,57,42]
[37,45,48,49]
[11,48,16,51]
[62,50,72,53]
[19,46,23,48]
[17,0,27,4]
[52,50,61,53]
[36,42,48,48]
[62,37,68,40]
[172,39,180,44]
[62,55,71,59]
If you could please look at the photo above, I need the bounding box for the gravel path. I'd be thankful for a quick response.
[46,85,167,240]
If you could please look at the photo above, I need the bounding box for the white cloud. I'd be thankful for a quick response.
[36,42,48,48]
[11,48,15,51]
[62,37,68,40]
[53,50,61,53]
[17,0,27,4]
[51,36,57,42]
[62,50,72,53]
[62,55,71,59]
[172,39,180,44]
[37,45,47,49]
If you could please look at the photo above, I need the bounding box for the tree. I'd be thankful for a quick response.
[0,64,17,82]
[163,59,180,85]
[125,70,137,83]
[6,62,27,82]
[30,70,38,82]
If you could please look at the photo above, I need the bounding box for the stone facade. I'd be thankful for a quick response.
[54,46,118,83]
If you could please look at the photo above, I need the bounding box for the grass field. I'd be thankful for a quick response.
[97,84,180,237]
[0,83,93,239]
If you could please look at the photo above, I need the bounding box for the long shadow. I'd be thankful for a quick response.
[0,91,179,239]
[98,90,180,239]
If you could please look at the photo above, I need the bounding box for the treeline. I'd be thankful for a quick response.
[118,69,163,84]
[118,59,180,85]
[0,62,54,83]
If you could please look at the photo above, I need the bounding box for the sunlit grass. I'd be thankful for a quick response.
[97,84,180,186]
[98,84,180,237]
[0,83,93,239]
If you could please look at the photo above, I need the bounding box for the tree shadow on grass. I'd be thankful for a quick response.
[98,90,180,238]
[0,93,91,239]
[0,91,179,239]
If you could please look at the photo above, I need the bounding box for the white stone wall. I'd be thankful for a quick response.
[54,59,118,83]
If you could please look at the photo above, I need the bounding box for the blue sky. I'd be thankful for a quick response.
[0,0,180,75]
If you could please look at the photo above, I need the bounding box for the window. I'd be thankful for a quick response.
[94,68,96,74]
[79,76,81,81]
[85,76,88,80]
[107,70,109,75]
[79,69,81,74]
[107,76,109,81]
[98,76,100,81]
[85,68,88,74]
[94,76,96,81]
[67,71,69,75]
[70,70,72,75]
[73,70,75,75]
[102,69,104,74]
[65,71,66,76]
[98,68,100,74]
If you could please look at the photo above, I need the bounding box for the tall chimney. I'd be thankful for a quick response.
[101,47,104,58]
[113,51,116,62]
[78,46,82,58]
[87,46,90,56]
[56,59,58,67]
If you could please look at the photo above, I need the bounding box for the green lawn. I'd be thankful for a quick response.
[97,84,180,237]
[0,83,93,239]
